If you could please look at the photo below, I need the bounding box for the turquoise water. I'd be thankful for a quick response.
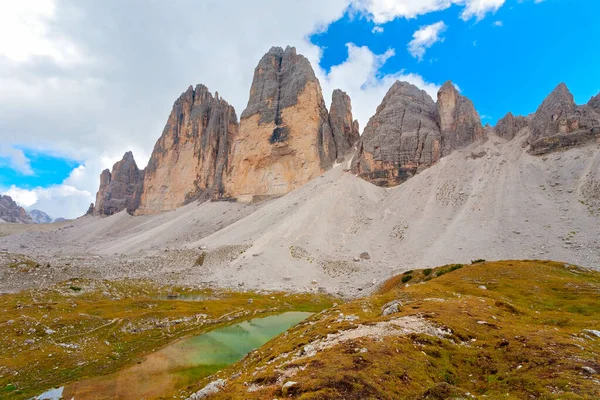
[34,311,311,399]
[177,311,311,366]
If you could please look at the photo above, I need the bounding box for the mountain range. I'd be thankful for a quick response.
[87,46,600,218]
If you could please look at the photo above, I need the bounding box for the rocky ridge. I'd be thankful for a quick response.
[92,151,145,216]
[492,83,600,154]
[88,46,600,214]
[0,195,33,224]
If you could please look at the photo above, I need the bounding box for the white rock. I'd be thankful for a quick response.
[282,381,298,395]
[187,379,227,400]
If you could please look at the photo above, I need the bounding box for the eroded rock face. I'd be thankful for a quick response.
[94,151,145,216]
[225,46,336,201]
[495,112,530,140]
[437,81,484,154]
[329,89,360,160]
[528,83,600,154]
[138,85,238,213]
[0,195,33,224]
[351,81,442,187]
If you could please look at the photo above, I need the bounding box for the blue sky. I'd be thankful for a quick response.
[0,149,81,189]
[0,0,598,218]
[312,0,600,124]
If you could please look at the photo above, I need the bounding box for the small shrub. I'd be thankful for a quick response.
[423,268,433,276]
[195,252,206,266]
[436,270,448,277]
[449,264,464,272]
[471,259,485,264]
[402,275,413,283]
[69,286,82,292]
[403,270,413,275]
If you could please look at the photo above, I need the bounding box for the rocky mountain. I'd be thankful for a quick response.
[351,81,442,187]
[437,81,485,155]
[329,89,359,160]
[491,83,600,154]
[137,85,238,214]
[91,151,145,216]
[29,209,52,224]
[0,195,33,224]
[88,45,600,215]
[527,83,600,154]
[224,46,337,202]
[494,112,530,140]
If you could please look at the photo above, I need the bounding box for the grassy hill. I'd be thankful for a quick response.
[195,260,600,399]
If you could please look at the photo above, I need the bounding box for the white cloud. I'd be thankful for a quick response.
[318,44,441,129]
[0,145,34,175]
[352,0,505,23]
[372,25,384,33]
[4,183,92,220]
[461,0,505,21]
[351,0,455,22]
[0,0,85,65]
[408,21,447,61]
[494,20,503,26]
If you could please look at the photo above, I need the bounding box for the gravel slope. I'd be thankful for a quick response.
[1,132,599,296]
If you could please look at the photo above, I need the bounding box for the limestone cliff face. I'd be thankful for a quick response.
[93,151,145,216]
[225,46,336,201]
[437,81,484,155]
[329,89,360,160]
[137,85,238,214]
[351,81,442,187]
[0,195,33,223]
[494,112,530,140]
[528,84,600,154]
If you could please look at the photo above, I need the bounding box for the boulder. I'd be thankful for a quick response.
[351,81,442,186]
[225,46,336,201]
[138,85,238,214]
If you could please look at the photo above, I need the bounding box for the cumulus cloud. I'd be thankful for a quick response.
[408,21,447,61]
[352,0,506,22]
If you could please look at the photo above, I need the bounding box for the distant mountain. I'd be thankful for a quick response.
[0,195,33,224]
[29,209,53,224]
[54,217,67,223]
